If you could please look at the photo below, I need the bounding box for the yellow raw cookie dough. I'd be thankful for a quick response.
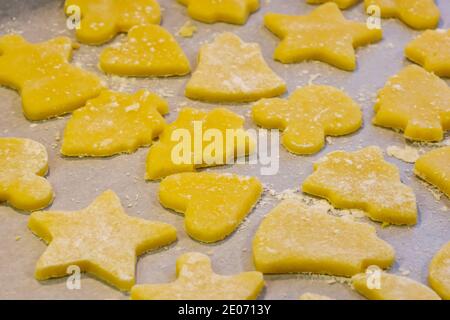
[0,138,53,212]
[299,293,334,300]
[252,85,362,155]
[61,90,168,157]
[146,107,255,180]
[99,25,191,77]
[352,270,441,300]
[0,34,103,121]
[405,29,450,78]
[64,0,161,45]
[302,146,417,225]
[159,172,262,243]
[306,0,360,9]
[28,190,177,291]
[429,242,450,300]
[185,32,286,102]
[252,198,395,276]
[414,147,450,198]
[131,252,264,300]
[364,0,440,30]
[373,65,450,142]
[264,3,382,71]
[177,0,259,25]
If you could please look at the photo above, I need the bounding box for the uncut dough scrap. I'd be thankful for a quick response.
[131,252,264,300]
[252,198,395,276]
[159,172,262,243]
[302,146,417,225]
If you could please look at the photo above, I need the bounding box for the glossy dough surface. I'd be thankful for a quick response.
[252,85,362,155]
[0,138,53,212]
[302,146,417,225]
[131,252,264,300]
[252,198,395,276]
[62,90,168,157]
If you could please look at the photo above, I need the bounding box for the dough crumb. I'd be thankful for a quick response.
[386,145,420,163]
[178,21,197,38]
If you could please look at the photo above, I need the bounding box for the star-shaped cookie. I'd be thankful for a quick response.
[302,146,418,225]
[429,242,450,300]
[0,138,54,212]
[0,34,103,120]
[159,172,262,243]
[353,270,441,300]
[252,198,395,276]
[264,3,382,70]
[64,0,161,45]
[177,0,260,25]
[28,190,177,291]
[405,29,450,78]
[99,25,191,77]
[364,0,440,30]
[61,90,168,157]
[306,0,360,9]
[252,85,362,155]
[373,65,450,142]
[131,252,264,300]
[146,107,255,180]
[414,146,450,198]
[185,32,286,102]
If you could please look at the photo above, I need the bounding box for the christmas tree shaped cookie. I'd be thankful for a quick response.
[429,242,450,300]
[364,0,440,30]
[177,0,259,25]
[185,33,286,102]
[61,90,169,157]
[306,0,360,9]
[252,85,362,155]
[405,29,450,78]
[414,147,450,198]
[99,25,191,77]
[0,138,54,212]
[64,0,161,45]
[264,3,382,71]
[0,34,103,121]
[373,65,450,142]
[352,270,441,300]
[302,146,417,225]
[28,190,177,291]
[146,107,255,180]
[159,172,262,243]
[252,198,395,276]
[131,252,264,300]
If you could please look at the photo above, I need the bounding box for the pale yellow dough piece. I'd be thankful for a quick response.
[252,198,395,276]
[302,146,417,225]
[364,0,440,30]
[178,21,197,38]
[159,172,262,243]
[131,252,264,300]
[185,32,286,102]
[252,85,362,155]
[306,0,360,9]
[299,293,334,300]
[146,107,255,180]
[405,29,450,78]
[0,138,54,212]
[352,270,441,300]
[177,0,259,25]
[264,3,382,71]
[429,242,450,300]
[99,25,191,77]
[414,146,450,198]
[0,34,103,121]
[64,0,161,45]
[61,90,168,157]
[28,190,177,291]
[373,65,450,142]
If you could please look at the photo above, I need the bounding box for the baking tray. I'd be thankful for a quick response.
[0,0,448,300]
